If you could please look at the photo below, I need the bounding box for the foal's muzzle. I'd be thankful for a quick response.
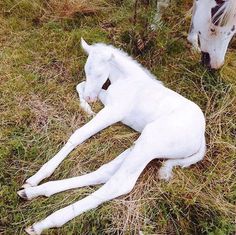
[85,96,97,103]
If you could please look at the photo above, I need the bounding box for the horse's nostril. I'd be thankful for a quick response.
[201,51,211,67]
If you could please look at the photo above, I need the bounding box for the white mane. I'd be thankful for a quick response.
[93,43,162,83]
[212,0,236,27]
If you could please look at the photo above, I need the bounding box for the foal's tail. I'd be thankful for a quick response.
[181,136,206,168]
[182,136,206,166]
[159,136,206,181]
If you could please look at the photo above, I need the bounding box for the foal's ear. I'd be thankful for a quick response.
[81,38,91,54]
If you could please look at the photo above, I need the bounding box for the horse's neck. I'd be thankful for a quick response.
[108,53,151,83]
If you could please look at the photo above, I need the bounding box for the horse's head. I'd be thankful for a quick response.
[81,38,112,103]
[191,0,236,69]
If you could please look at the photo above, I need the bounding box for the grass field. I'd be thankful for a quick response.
[0,0,235,234]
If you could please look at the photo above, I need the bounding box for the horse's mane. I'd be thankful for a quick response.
[93,43,161,82]
[212,0,236,27]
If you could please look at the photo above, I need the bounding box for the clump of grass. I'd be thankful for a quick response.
[47,0,109,18]
[0,0,235,234]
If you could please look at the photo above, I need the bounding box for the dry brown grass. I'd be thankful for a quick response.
[42,0,110,19]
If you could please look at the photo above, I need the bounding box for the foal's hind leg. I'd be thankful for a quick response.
[18,148,131,200]
[159,138,206,181]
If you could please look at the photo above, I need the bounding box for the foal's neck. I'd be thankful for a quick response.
[108,49,154,83]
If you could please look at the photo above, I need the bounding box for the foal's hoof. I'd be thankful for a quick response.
[21,183,32,189]
[25,226,38,235]
[17,189,28,200]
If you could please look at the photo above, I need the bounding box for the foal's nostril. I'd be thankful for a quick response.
[85,96,91,102]
[201,51,211,68]
[85,96,97,103]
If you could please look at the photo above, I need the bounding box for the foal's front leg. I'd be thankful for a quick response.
[18,148,131,200]
[25,148,152,235]
[76,81,95,116]
[22,107,123,188]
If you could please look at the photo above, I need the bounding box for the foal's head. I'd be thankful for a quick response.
[193,0,236,69]
[81,38,112,103]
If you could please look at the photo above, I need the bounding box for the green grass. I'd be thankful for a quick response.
[0,0,235,234]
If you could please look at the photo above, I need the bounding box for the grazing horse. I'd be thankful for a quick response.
[188,0,236,69]
[18,39,206,234]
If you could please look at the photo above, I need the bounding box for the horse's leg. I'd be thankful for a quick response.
[187,0,200,51]
[22,107,123,188]
[18,148,131,200]
[76,81,95,116]
[159,138,206,181]
[24,139,154,235]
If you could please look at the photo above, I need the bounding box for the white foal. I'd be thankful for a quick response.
[18,39,206,235]
[188,0,236,69]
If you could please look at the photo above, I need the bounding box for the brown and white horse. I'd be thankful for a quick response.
[188,0,236,69]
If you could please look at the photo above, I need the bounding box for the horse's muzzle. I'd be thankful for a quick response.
[201,51,211,68]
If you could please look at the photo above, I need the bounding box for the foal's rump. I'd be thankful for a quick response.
[136,104,205,160]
